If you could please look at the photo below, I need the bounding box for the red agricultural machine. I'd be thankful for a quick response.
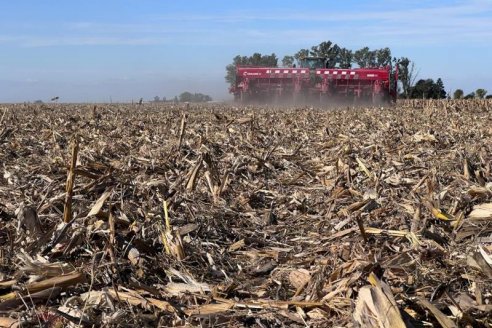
[230,57,398,105]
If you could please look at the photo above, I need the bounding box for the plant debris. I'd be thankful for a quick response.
[1,100,492,326]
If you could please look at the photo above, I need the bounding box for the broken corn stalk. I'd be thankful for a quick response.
[365,227,421,248]
[159,200,185,260]
[161,200,171,255]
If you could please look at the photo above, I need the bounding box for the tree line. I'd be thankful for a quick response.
[225,41,396,85]
[225,41,406,88]
[225,40,478,100]
[405,85,489,100]
[452,88,490,99]
[176,92,212,103]
[152,92,212,103]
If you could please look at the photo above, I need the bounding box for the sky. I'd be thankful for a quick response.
[0,0,491,102]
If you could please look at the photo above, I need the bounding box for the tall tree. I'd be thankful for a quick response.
[310,41,341,68]
[353,46,368,67]
[453,89,464,99]
[375,47,392,67]
[263,53,278,66]
[476,88,487,99]
[434,78,446,99]
[225,55,244,85]
[410,78,446,99]
[282,55,295,67]
[294,49,310,63]
[397,57,418,99]
[353,47,376,67]
[248,53,278,66]
[338,48,353,68]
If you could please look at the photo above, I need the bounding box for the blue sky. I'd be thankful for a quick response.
[1,0,491,102]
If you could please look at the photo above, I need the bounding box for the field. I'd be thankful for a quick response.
[1,100,492,327]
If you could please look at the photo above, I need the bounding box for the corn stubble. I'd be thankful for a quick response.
[0,100,492,326]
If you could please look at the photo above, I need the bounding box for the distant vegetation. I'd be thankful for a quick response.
[409,78,446,99]
[178,92,212,103]
[152,92,212,103]
[453,88,489,99]
[152,96,167,102]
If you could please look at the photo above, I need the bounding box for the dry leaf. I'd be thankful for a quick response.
[289,269,311,290]
[87,189,112,217]
[417,298,458,328]
[467,203,492,221]
[353,273,407,328]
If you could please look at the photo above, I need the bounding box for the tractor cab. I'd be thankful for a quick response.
[298,57,326,69]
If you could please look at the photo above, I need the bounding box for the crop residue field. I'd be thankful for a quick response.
[1,100,492,327]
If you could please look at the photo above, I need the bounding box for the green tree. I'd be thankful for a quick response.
[225,56,242,85]
[310,41,341,68]
[282,55,295,67]
[178,92,212,102]
[486,95,492,99]
[453,89,464,99]
[464,92,475,99]
[375,47,392,67]
[353,46,369,67]
[179,91,193,102]
[476,88,487,99]
[434,78,446,99]
[410,79,432,98]
[397,57,418,99]
[353,47,376,67]
[410,78,445,99]
[338,48,353,68]
[294,49,310,63]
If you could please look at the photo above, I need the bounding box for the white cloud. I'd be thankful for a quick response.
[148,0,491,24]
[1,0,490,48]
